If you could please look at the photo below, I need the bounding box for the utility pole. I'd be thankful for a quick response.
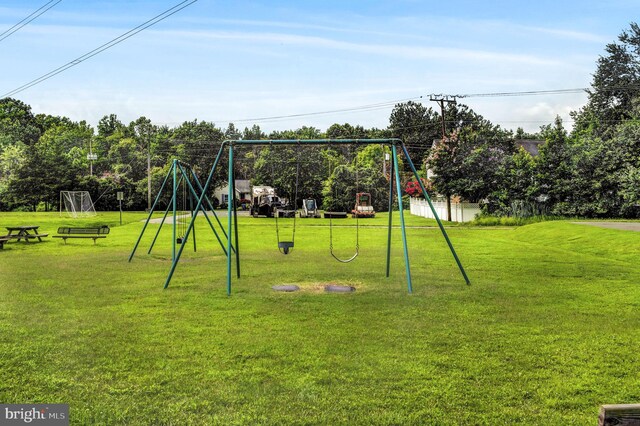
[87,138,97,176]
[430,95,456,222]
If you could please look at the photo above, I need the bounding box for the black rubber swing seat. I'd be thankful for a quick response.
[278,241,294,254]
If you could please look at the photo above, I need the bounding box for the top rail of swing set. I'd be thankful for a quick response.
[226,138,402,146]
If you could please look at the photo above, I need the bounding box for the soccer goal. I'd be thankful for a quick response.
[60,191,97,217]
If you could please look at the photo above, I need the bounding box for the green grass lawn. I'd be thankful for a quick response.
[1,211,639,424]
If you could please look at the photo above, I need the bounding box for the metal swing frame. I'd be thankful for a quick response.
[142,139,470,294]
[129,159,234,271]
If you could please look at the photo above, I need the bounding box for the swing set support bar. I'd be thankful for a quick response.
[400,143,471,285]
[187,168,230,243]
[129,148,238,290]
[147,174,184,254]
[392,144,412,293]
[176,162,230,256]
[386,146,394,278]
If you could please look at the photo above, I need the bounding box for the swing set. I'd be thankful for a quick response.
[129,159,233,264]
[129,139,470,294]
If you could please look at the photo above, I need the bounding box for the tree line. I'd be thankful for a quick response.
[0,23,638,218]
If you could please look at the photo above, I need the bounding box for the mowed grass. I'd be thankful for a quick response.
[0,211,639,425]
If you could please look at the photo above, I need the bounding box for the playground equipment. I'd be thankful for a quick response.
[328,156,362,262]
[129,159,233,268]
[275,151,300,254]
[140,139,470,294]
[300,199,321,218]
[352,192,375,218]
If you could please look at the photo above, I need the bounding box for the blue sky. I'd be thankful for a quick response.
[0,0,637,133]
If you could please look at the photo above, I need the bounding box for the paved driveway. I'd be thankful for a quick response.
[573,222,640,231]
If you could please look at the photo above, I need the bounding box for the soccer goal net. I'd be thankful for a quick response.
[60,191,97,217]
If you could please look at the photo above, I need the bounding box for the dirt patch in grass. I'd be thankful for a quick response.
[275,281,363,293]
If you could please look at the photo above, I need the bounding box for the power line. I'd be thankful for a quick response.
[0,0,62,43]
[214,88,594,125]
[453,88,588,98]
[1,0,198,98]
[218,96,425,124]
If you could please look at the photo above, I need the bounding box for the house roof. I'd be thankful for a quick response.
[430,138,545,156]
[515,139,544,156]
[216,180,251,194]
[234,180,251,193]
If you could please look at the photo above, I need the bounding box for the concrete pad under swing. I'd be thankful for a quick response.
[324,285,356,293]
[272,285,300,292]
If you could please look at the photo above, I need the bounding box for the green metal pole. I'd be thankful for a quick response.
[231,154,240,279]
[189,168,230,242]
[400,143,471,285]
[148,175,183,254]
[129,163,173,262]
[148,201,172,254]
[172,159,177,262]
[189,176,197,253]
[177,163,229,255]
[163,144,226,289]
[226,144,234,295]
[393,144,413,293]
[386,150,394,278]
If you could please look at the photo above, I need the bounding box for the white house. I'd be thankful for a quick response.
[214,180,251,207]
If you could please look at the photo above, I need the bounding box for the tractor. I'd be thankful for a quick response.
[352,192,375,218]
[250,186,282,218]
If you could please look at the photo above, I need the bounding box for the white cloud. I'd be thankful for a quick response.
[162,29,563,66]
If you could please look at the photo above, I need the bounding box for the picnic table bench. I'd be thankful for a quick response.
[53,226,110,244]
[2,225,49,243]
[0,236,9,249]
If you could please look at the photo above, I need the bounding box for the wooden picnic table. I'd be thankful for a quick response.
[4,225,49,242]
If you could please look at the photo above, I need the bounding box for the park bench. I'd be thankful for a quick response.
[53,226,110,244]
[0,237,9,249]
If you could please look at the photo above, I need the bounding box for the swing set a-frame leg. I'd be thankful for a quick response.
[163,144,229,289]
[392,144,413,293]
[129,162,174,262]
[400,142,471,285]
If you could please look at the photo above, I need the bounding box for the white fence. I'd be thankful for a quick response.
[409,198,481,223]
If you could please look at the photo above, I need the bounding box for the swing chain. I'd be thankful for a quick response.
[328,146,359,263]
[275,143,301,255]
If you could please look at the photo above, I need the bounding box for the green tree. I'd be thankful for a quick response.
[253,143,328,207]
[426,108,514,203]
[0,143,27,210]
[572,22,640,137]
[534,117,575,214]
[388,101,440,165]
[171,120,225,180]
[0,98,42,150]
[488,147,538,216]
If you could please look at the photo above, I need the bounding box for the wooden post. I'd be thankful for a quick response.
[599,404,640,426]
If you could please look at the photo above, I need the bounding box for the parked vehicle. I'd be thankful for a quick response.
[275,200,296,218]
[352,192,375,218]
[250,186,282,217]
[300,199,321,218]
